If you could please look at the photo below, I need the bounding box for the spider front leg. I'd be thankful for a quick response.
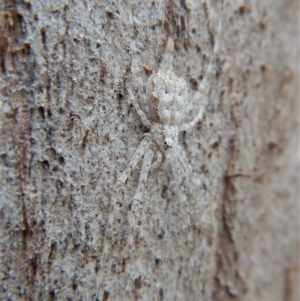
[171,146,201,244]
[118,134,152,183]
[133,146,155,201]
[173,144,192,176]
[111,134,151,228]
[104,135,152,255]
[151,151,162,170]
[165,151,181,186]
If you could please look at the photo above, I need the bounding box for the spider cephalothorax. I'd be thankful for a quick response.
[150,123,178,152]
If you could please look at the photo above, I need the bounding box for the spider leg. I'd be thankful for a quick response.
[127,147,154,253]
[174,145,192,176]
[126,84,151,128]
[166,150,194,244]
[165,151,182,186]
[174,144,202,187]
[104,135,151,257]
[130,42,151,119]
[199,4,222,92]
[179,101,205,132]
[172,147,201,244]
[103,181,123,258]
[127,9,152,127]
[179,5,222,132]
[160,37,174,72]
[118,135,151,183]
[133,147,155,201]
[151,151,162,170]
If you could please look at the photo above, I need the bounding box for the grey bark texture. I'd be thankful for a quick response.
[0,0,298,300]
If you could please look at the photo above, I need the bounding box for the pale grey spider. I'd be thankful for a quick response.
[116,33,220,202]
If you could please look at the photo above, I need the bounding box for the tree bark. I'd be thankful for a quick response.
[0,0,298,300]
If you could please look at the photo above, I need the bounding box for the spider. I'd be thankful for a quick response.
[115,34,220,202]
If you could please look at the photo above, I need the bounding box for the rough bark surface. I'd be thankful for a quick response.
[0,0,298,300]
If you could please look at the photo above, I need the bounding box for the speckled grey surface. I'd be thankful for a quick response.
[0,0,298,300]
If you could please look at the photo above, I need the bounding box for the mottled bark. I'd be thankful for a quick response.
[0,1,298,301]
